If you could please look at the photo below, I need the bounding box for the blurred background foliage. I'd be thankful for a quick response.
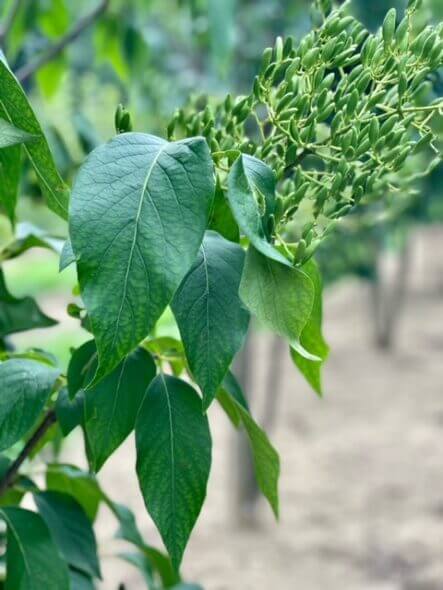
[0,0,442,358]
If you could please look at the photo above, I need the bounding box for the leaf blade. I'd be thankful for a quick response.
[227,155,290,266]
[84,347,156,471]
[239,246,314,344]
[135,374,212,570]
[217,378,280,518]
[70,133,214,382]
[290,259,329,396]
[34,491,101,579]
[172,230,249,409]
[0,54,69,219]
[0,359,60,451]
[0,506,70,590]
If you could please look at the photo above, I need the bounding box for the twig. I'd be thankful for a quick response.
[0,409,57,497]
[0,0,23,48]
[15,0,110,83]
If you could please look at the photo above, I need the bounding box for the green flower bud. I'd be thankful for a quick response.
[274,36,284,62]
[369,118,380,143]
[346,89,359,117]
[260,47,273,73]
[395,16,409,47]
[302,47,321,69]
[382,9,397,49]
[317,102,334,122]
[331,172,343,193]
[381,114,399,137]
[318,72,335,92]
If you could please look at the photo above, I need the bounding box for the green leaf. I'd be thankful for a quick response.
[227,155,290,266]
[216,371,249,427]
[0,118,36,148]
[34,491,101,579]
[119,552,155,588]
[69,569,95,590]
[208,177,239,242]
[105,498,180,587]
[0,53,70,219]
[70,133,214,383]
[67,340,97,399]
[46,464,101,522]
[239,247,314,346]
[55,388,85,436]
[0,269,57,338]
[217,380,280,518]
[136,374,212,570]
[0,455,34,507]
[290,259,329,396]
[84,347,156,472]
[0,506,70,590]
[0,359,60,451]
[0,222,64,261]
[0,136,20,223]
[59,238,75,271]
[172,231,249,410]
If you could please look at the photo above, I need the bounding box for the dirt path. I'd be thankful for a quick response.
[63,228,443,590]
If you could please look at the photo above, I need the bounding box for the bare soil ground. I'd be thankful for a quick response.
[62,227,443,590]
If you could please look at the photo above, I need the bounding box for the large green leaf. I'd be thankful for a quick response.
[227,154,290,266]
[172,230,249,410]
[34,491,101,579]
[0,506,70,590]
[0,118,35,148]
[70,133,214,383]
[290,259,329,396]
[0,359,60,451]
[84,347,156,471]
[239,247,315,347]
[46,464,101,522]
[217,378,280,518]
[0,53,69,219]
[0,269,57,338]
[136,374,212,570]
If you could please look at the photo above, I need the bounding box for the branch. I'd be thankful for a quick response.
[0,0,23,48]
[0,409,56,497]
[15,0,110,83]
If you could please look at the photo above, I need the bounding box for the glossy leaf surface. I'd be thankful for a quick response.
[70,132,214,382]
[0,507,70,590]
[239,247,314,346]
[227,155,290,266]
[0,359,60,451]
[136,374,211,570]
[172,231,249,409]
